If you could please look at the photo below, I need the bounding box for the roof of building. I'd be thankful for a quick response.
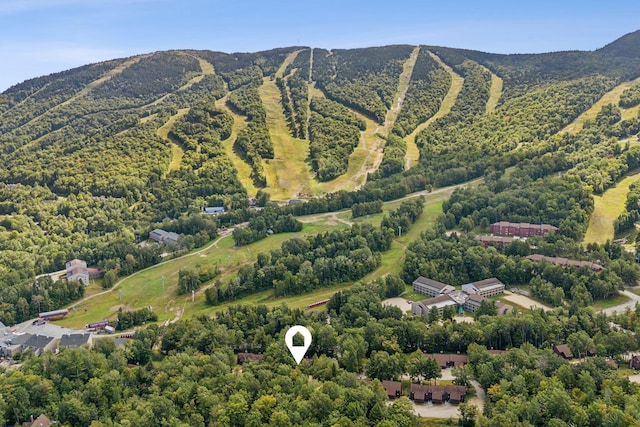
[66,259,86,269]
[382,380,402,396]
[526,254,604,271]
[237,352,263,364]
[492,221,558,231]
[204,206,225,213]
[60,333,91,348]
[466,293,487,303]
[475,235,515,244]
[445,384,467,401]
[470,278,504,289]
[413,277,451,290]
[24,334,54,350]
[410,383,430,396]
[419,294,457,309]
[554,344,573,359]
[424,353,468,367]
[22,414,52,427]
[3,332,32,346]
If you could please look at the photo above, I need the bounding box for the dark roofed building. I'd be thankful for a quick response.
[462,278,505,298]
[445,385,467,404]
[411,294,458,317]
[430,386,446,404]
[237,352,263,364]
[526,254,604,272]
[553,344,574,359]
[204,206,225,215]
[23,335,57,356]
[382,380,402,399]
[475,235,515,248]
[490,221,558,237]
[409,383,430,403]
[59,333,92,349]
[424,353,468,368]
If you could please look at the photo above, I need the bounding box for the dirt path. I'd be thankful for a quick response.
[157,108,189,173]
[260,50,318,200]
[561,77,640,134]
[404,51,464,170]
[599,290,640,316]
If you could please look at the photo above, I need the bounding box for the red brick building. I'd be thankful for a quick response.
[490,222,558,237]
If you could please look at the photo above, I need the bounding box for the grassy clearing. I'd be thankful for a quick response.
[214,95,259,195]
[485,69,503,114]
[591,293,631,310]
[622,104,640,121]
[307,85,383,194]
[382,46,420,135]
[157,108,189,173]
[404,51,464,170]
[260,51,318,201]
[584,170,640,244]
[561,77,640,134]
[57,220,342,329]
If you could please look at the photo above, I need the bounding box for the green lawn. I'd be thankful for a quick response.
[591,293,631,310]
[584,170,640,244]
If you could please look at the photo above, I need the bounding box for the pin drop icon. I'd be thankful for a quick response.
[285,325,312,365]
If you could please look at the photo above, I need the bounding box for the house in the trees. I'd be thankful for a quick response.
[149,229,180,245]
[526,254,604,272]
[462,278,505,298]
[629,355,640,370]
[475,235,515,248]
[204,206,225,215]
[21,414,53,427]
[445,385,467,404]
[410,383,430,403]
[412,277,455,298]
[382,380,402,399]
[490,221,558,237]
[237,352,263,364]
[553,344,574,359]
[424,353,468,368]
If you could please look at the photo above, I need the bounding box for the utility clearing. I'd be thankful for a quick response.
[584,170,640,244]
[561,77,640,134]
[404,51,464,170]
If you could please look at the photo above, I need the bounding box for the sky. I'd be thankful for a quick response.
[1,0,639,91]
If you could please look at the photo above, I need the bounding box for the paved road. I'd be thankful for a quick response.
[600,290,640,316]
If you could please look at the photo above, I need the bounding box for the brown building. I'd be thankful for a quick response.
[553,344,574,359]
[490,222,558,237]
[424,353,468,368]
[410,383,431,403]
[22,414,52,427]
[382,380,402,399]
[445,385,467,404]
[237,352,263,364]
[475,235,515,248]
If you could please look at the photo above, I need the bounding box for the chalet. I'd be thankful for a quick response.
[424,353,468,368]
[410,383,431,403]
[22,414,53,427]
[490,221,558,237]
[204,206,225,215]
[630,355,640,370]
[462,278,505,298]
[445,385,467,404]
[412,277,455,298]
[553,344,574,359]
[412,294,457,317]
[66,259,89,286]
[526,254,604,272]
[237,352,263,364]
[149,229,180,245]
[431,386,446,404]
[475,235,515,248]
[382,380,403,399]
[59,333,92,349]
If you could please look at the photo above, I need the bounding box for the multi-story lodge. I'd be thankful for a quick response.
[490,221,558,237]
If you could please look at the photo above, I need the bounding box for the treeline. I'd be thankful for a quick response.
[313,46,413,123]
[0,276,85,325]
[392,48,451,137]
[232,207,302,246]
[227,86,273,186]
[115,307,158,331]
[351,200,383,218]
[614,181,640,233]
[619,82,640,108]
[177,263,219,295]
[369,134,407,180]
[277,73,309,138]
[381,196,424,234]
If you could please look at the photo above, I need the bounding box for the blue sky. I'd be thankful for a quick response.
[1,0,639,91]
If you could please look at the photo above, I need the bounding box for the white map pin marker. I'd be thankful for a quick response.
[285,325,312,365]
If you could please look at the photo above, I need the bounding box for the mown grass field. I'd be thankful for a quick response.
[404,51,465,170]
[584,170,640,244]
